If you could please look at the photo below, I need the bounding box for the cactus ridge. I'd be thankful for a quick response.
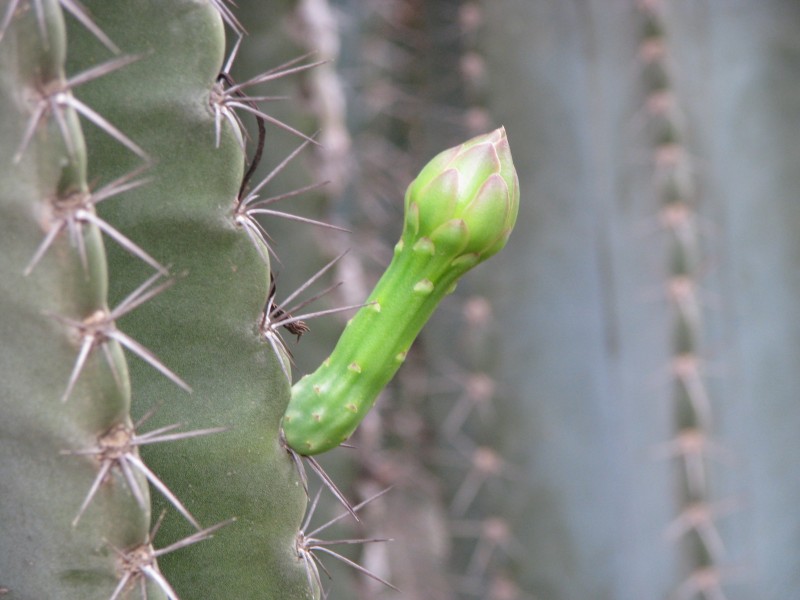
[637,2,739,597]
[56,0,334,595]
[1,1,176,596]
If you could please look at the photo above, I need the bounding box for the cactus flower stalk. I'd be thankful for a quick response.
[283,127,519,455]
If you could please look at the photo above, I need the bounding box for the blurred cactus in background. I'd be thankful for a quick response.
[463,1,800,599]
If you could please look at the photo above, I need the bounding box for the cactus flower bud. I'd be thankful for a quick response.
[284,128,520,455]
[404,127,519,261]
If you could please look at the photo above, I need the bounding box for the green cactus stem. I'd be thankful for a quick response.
[283,127,519,455]
[62,1,318,596]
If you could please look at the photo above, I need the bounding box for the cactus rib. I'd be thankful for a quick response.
[1,1,165,596]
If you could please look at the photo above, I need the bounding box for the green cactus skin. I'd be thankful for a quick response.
[0,2,157,598]
[63,1,316,597]
[283,128,519,455]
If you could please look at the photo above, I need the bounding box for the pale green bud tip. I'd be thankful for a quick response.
[404,127,520,260]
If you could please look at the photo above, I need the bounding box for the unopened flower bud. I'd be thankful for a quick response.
[404,127,519,261]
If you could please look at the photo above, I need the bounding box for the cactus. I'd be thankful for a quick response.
[67,0,324,596]
[252,1,521,596]
[635,2,733,596]
[279,0,800,597]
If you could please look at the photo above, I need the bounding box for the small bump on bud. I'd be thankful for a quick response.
[413,279,435,295]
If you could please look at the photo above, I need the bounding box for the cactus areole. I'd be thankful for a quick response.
[283,128,520,455]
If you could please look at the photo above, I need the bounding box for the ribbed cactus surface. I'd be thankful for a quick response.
[0,1,156,597]
[2,0,315,598]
